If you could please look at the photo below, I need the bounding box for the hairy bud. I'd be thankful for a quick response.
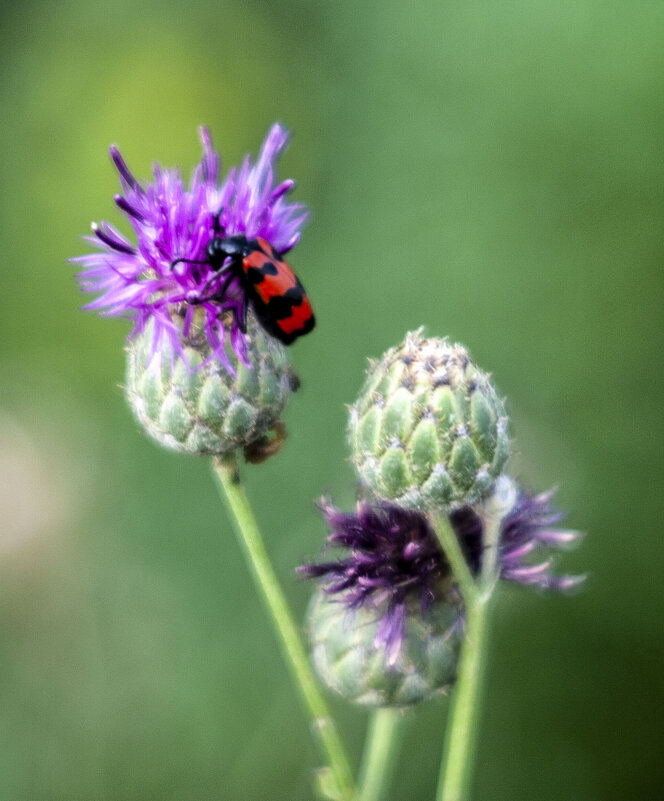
[349,331,510,511]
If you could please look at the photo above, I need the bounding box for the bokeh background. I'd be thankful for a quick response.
[1,2,662,799]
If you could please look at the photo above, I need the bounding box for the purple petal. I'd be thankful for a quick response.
[114,194,145,222]
[198,126,219,185]
[535,529,582,547]
[109,145,143,193]
[91,222,137,255]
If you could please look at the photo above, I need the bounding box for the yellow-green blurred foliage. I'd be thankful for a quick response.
[0,2,662,799]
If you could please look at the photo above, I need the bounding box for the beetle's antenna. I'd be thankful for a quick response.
[213,207,225,235]
[170,257,210,270]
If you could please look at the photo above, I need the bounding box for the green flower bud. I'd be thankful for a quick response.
[348,331,510,511]
[125,314,297,455]
[307,590,462,708]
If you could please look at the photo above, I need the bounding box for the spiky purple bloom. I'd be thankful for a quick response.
[301,487,581,661]
[73,125,307,372]
[452,487,584,592]
[299,500,458,665]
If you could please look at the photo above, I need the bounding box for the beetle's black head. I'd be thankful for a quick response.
[205,235,248,268]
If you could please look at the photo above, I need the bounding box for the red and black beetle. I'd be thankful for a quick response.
[172,213,315,345]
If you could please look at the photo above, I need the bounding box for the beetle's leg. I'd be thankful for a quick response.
[196,264,235,301]
[237,295,249,334]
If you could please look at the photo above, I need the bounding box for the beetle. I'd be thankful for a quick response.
[171,213,315,345]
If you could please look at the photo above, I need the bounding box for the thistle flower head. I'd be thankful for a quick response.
[300,500,458,666]
[452,482,584,591]
[302,484,581,675]
[301,501,463,706]
[73,125,307,373]
[348,331,510,512]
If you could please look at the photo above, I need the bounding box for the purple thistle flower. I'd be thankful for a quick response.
[451,486,584,592]
[73,125,307,373]
[299,500,458,665]
[301,486,582,662]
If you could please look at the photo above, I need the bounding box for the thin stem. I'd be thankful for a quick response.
[357,709,404,801]
[479,514,502,598]
[432,512,477,603]
[211,456,357,801]
[435,594,493,801]
[433,499,506,801]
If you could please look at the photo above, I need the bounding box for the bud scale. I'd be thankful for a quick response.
[126,315,296,455]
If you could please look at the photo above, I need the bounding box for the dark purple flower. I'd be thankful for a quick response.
[299,500,457,665]
[73,125,307,373]
[451,487,584,591]
[301,487,582,661]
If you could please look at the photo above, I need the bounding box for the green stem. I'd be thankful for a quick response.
[211,456,357,801]
[357,709,404,801]
[433,502,505,801]
[431,512,477,604]
[479,515,502,598]
[435,594,493,801]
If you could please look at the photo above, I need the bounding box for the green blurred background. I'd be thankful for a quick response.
[1,2,662,799]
